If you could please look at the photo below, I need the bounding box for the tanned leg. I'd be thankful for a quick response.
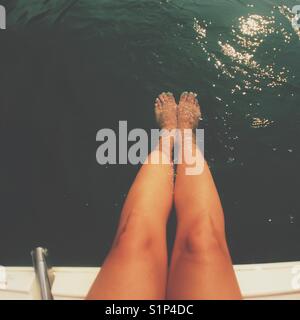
[167,92,242,300]
[87,93,177,300]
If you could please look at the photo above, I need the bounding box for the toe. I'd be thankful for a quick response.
[159,92,167,103]
[180,91,188,102]
[155,97,162,109]
[187,92,196,103]
[166,92,176,103]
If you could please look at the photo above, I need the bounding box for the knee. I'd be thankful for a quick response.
[183,215,223,258]
[113,212,158,257]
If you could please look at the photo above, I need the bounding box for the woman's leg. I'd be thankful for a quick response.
[87,93,177,300]
[167,92,242,300]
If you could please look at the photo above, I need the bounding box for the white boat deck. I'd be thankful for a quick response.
[1,261,300,300]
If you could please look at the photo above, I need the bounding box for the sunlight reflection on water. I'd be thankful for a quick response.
[193,6,298,104]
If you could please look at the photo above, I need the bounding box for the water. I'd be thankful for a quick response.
[0,0,299,266]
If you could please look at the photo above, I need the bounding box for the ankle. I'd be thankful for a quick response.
[176,129,197,147]
[158,133,174,161]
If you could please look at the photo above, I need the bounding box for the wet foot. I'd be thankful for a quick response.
[178,91,201,130]
[155,92,177,130]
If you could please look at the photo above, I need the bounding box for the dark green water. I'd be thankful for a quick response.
[0,0,299,266]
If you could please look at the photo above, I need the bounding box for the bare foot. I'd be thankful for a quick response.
[155,92,177,130]
[178,91,201,130]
